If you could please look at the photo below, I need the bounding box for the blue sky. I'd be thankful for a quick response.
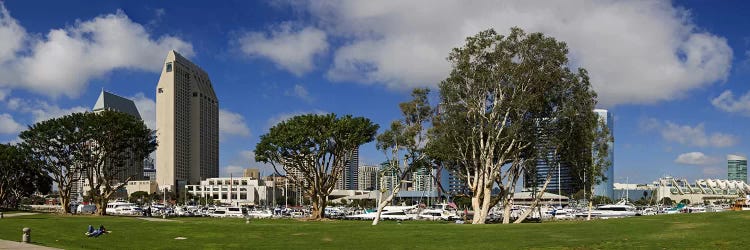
[1,1,749,184]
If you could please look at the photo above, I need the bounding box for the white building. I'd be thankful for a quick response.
[156,50,219,191]
[615,177,750,205]
[358,165,379,191]
[186,177,274,206]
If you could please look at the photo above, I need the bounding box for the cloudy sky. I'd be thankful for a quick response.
[1,1,748,184]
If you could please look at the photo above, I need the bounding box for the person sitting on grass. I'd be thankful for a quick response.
[85,225,107,237]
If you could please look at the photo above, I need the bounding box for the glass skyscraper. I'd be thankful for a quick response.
[727,154,747,183]
[524,109,614,198]
[593,109,614,199]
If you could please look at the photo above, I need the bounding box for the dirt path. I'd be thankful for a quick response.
[1,213,38,218]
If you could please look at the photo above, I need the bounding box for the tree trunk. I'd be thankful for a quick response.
[472,183,493,224]
[60,189,71,214]
[96,196,107,216]
[513,172,554,223]
[58,186,72,214]
[372,186,400,226]
[502,194,513,224]
[309,193,326,220]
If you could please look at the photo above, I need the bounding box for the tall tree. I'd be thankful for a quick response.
[513,68,609,223]
[430,27,603,224]
[255,114,378,220]
[0,144,52,209]
[19,113,89,214]
[372,88,432,225]
[79,110,157,216]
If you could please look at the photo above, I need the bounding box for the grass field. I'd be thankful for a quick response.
[1,212,749,249]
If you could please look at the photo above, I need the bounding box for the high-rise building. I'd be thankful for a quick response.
[593,109,614,199]
[524,109,614,198]
[143,157,156,180]
[524,119,576,196]
[73,90,145,201]
[155,50,219,191]
[380,162,400,192]
[439,167,469,196]
[412,167,436,192]
[728,154,748,183]
[358,165,379,191]
[92,90,145,183]
[336,147,359,190]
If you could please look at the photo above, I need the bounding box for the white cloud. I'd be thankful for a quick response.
[220,150,278,177]
[674,152,720,166]
[661,122,737,148]
[0,113,24,134]
[0,5,193,98]
[266,109,327,129]
[0,5,25,65]
[130,93,156,129]
[237,23,328,76]
[0,88,7,101]
[219,109,251,137]
[702,167,722,176]
[6,98,88,123]
[220,165,245,177]
[284,84,314,102]
[280,0,731,106]
[711,90,750,116]
[643,119,738,148]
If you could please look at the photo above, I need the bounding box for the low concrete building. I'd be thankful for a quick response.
[652,177,750,204]
[186,177,275,206]
[126,180,159,197]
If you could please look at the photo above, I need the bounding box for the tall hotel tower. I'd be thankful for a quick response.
[155,50,219,191]
[592,109,614,199]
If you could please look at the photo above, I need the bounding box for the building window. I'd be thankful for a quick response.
[166,62,173,72]
[193,92,197,97]
[158,88,164,93]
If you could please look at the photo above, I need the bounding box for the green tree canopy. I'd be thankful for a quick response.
[20,112,90,214]
[255,113,379,219]
[0,144,52,209]
[428,27,605,224]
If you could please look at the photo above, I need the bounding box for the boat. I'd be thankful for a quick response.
[636,207,657,216]
[105,201,138,215]
[247,210,273,219]
[346,205,418,220]
[574,199,636,218]
[210,206,246,218]
[730,197,750,211]
[418,203,459,221]
[549,207,576,219]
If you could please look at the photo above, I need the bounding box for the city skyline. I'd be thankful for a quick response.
[1,1,749,184]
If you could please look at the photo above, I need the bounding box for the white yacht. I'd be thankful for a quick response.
[105,201,138,215]
[575,200,636,218]
[210,207,246,218]
[347,205,418,220]
[247,210,273,219]
[418,203,459,221]
[549,208,576,219]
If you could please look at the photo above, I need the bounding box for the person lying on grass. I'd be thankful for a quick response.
[85,225,108,237]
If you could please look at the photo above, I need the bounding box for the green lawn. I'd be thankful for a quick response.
[0,212,749,249]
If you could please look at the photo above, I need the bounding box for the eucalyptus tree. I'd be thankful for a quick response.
[0,144,52,209]
[19,113,89,214]
[430,27,605,224]
[255,114,379,220]
[372,88,432,225]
